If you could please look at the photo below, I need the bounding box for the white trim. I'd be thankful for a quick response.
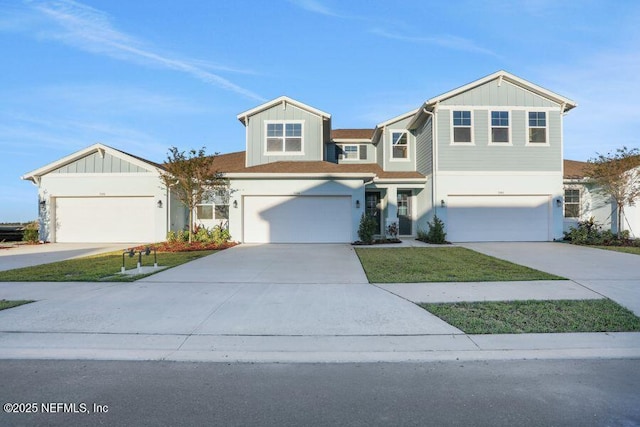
[437,170,561,176]
[526,111,550,146]
[336,144,365,161]
[439,105,560,112]
[21,143,160,181]
[237,96,331,122]
[488,110,512,146]
[450,110,474,145]
[263,120,305,156]
[227,172,377,179]
[424,70,577,112]
[376,108,420,128]
[389,129,411,161]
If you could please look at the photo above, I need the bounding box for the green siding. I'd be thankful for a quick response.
[51,152,149,174]
[245,103,325,167]
[439,79,557,108]
[437,109,562,172]
[384,116,415,172]
[415,116,433,176]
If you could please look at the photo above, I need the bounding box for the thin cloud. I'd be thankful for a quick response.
[287,0,341,17]
[371,28,499,57]
[19,0,265,101]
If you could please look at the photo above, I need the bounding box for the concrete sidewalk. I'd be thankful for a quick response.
[1,242,639,363]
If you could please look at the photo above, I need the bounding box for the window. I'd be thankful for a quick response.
[528,112,547,143]
[196,189,229,221]
[564,189,580,218]
[342,145,358,160]
[391,131,409,159]
[491,111,509,143]
[453,110,472,143]
[338,144,367,161]
[266,122,303,153]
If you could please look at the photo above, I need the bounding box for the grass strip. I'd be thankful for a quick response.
[0,299,34,311]
[0,250,216,282]
[593,246,640,256]
[420,299,640,334]
[355,247,563,283]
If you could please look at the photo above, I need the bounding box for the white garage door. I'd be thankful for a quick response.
[243,196,352,243]
[55,197,156,243]
[447,195,550,242]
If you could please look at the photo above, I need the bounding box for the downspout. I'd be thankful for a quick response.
[422,107,437,217]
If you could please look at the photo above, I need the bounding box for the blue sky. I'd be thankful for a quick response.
[1,0,639,222]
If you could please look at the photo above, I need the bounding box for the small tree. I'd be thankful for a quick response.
[160,147,226,243]
[358,213,378,244]
[587,146,640,238]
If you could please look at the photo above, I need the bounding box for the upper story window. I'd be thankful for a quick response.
[452,110,472,143]
[265,121,303,154]
[528,112,547,144]
[564,189,580,218]
[490,111,510,143]
[391,131,409,159]
[338,144,367,161]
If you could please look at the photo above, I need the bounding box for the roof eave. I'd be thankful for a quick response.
[236,96,331,124]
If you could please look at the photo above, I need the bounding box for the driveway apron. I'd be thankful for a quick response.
[460,242,640,315]
[0,244,461,338]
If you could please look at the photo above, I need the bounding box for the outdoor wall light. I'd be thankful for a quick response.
[356,200,360,209]
[556,198,562,208]
[441,199,446,208]
[157,200,163,209]
[233,200,238,208]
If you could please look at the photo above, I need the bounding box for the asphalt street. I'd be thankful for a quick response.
[1,359,639,427]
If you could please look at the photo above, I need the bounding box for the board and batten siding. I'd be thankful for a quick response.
[50,152,151,174]
[439,79,558,108]
[245,103,325,167]
[415,116,433,176]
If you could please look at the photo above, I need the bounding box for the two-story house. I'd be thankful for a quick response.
[23,70,577,243]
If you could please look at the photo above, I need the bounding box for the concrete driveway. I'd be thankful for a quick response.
[0,244,460,337]
[0,243,132,272]
[461,242,640,315]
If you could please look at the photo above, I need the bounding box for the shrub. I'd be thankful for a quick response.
[22,221,39,243]
[358,213,378,244]
[564,217,634,246]
[418,215,447,244]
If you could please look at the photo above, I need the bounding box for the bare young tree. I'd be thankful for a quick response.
[587,146,640,238]
[160,147,226,243]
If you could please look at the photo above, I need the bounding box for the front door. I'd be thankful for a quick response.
[397,190,412,235]
[365,192,382,234]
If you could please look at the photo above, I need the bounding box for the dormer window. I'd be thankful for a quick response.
[338,144,367,161]
[265,121,303,154]
[391,131,409,159]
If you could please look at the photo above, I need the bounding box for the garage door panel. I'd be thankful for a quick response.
[55,197,155,243]
[244,196,351,243]
[447,195,550,242]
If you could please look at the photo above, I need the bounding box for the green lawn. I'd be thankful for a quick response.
[0,299,34,311]
[355,247,563,283]
[421,299,640,334]
[594,246,640,256]
[0,250,216,282]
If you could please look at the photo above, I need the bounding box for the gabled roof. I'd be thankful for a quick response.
[371,108,420,142]
[425,70,577,112]
[408,70,577,130]
[237,96,331,125]
[564,159,590,180]
[331,129,374,141]
[21,143,162,183]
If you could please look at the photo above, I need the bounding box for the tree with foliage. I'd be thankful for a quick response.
[587,146,640,238]
[159,147,226,243]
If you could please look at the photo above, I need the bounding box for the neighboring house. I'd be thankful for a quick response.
[563,159,640,238]
[23,70,578,243]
